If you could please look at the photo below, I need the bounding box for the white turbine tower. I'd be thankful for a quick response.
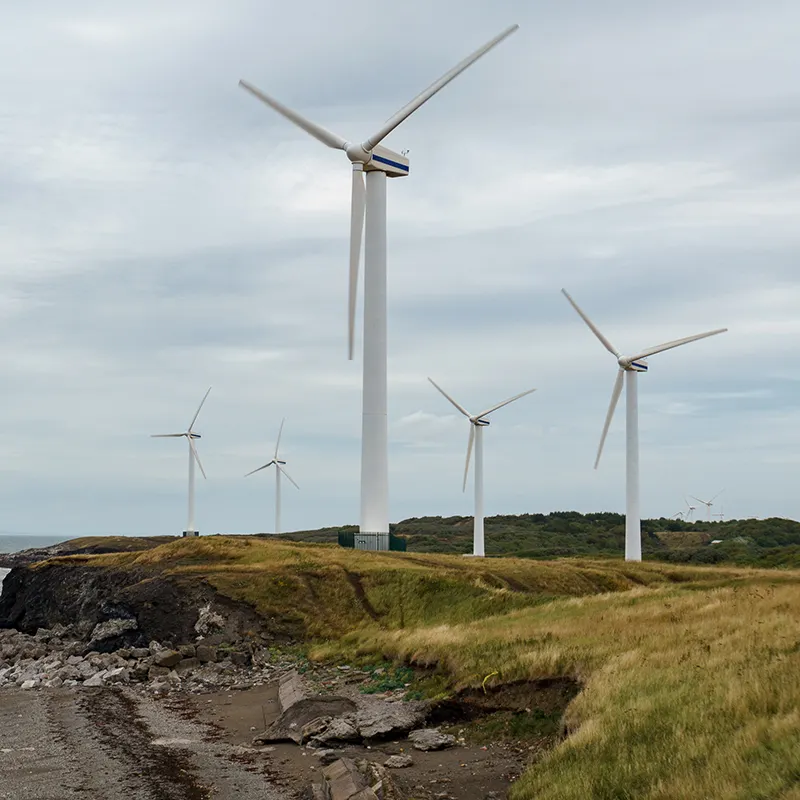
[245,418,299,535]
[428,378,535,557]
[151,387,211,537]
[562,288,727,562]
[239,25,519,551]
[684,497,697,521]
[691,491,723,521]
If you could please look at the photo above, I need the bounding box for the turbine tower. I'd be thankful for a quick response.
[428,378,535,557]
[562,288,727,562]
[245,418,299,535]
[691,491,723,521]
[684,497,697,521]
[239,25,519,551]
[151,387,211,537]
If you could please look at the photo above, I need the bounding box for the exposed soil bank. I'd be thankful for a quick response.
[0,563,284,648]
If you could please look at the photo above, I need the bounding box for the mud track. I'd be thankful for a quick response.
[0,688,289,800]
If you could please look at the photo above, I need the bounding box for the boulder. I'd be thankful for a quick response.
[355,703,428,740]
[89,618,138,642]
[384,754,413,768]
[83,671,107,688]
[179,644,196,658]
[314,749,341,766]
[408,728,456,751]
[310,717,360,746]
[253,696,357,745]
[196,644,217,663]
[194,604,224,635]
[148,665,170,681]
[153,649,182,668]
[105,667,130,684]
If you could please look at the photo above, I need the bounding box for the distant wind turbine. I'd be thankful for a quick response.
[245,418,299,535]
[239,25,519,550]
[428,378,535,557]
[692,491,724,521]
[562,288,727,561]
[151,387,211,537]
[684,497,697,521]
[670,511,685,520]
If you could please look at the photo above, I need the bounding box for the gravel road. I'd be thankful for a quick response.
[0,688,291,799]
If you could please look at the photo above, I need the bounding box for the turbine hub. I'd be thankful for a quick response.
[345,143,371,164]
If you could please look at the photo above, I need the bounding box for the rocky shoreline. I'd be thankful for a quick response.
[0,623,286,694]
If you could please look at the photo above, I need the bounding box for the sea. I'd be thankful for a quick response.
[0,535,66,590]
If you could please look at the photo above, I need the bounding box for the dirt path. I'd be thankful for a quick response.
[0,688,290,800]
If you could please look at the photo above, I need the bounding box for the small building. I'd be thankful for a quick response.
[338,531,407,552]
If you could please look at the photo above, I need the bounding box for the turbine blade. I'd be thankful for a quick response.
[245,463,271,477]
[629,328,727,362]
[348,166,366,360]
[188,386,212,432]
[476,387,536,420]
[462,424,475,492]
[361,24,519,152]
[710,489,724,503]
[238,80,348,150]
[595,369,624,469]
[561,289,619,357]
[689,495,708,505]
[150,433,185,438]
[274,418,286,461]
[428,378,471,417]
[189,438,207,479]
[279,465,300,490]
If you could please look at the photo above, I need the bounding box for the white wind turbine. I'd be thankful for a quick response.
[245,418,299,535]
[691,491,723,521]
[151,387,211,537]
[239,25,519,549]
[428,378,535,557]
[684,497,697,521]
[562,289,727,561]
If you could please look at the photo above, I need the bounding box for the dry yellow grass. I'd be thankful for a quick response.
[68,536,800,797]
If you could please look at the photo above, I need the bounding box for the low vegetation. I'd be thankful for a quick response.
[40,536,800,797]
[279,512,800,568]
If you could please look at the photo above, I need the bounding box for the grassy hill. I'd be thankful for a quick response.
[55,535,800,799]
[274,512,800,568]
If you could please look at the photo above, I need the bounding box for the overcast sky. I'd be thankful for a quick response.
[1,0,799,536]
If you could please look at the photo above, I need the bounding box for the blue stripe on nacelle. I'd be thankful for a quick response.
[371,153,410,172]
[631,361,648,371]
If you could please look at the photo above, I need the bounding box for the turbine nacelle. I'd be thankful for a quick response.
[618,356,648,372]
[471,418,491,427]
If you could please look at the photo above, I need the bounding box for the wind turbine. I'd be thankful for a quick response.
[151,387,211,537]
[691,491,724,521]
[562,288,727,561]
[245,418,299,535]
[684,497,697,521]
[670,511,685,520]
[239,25,519,550]
[428,378,535,557]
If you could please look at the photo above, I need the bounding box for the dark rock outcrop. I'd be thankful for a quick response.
[0,563,272,649]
